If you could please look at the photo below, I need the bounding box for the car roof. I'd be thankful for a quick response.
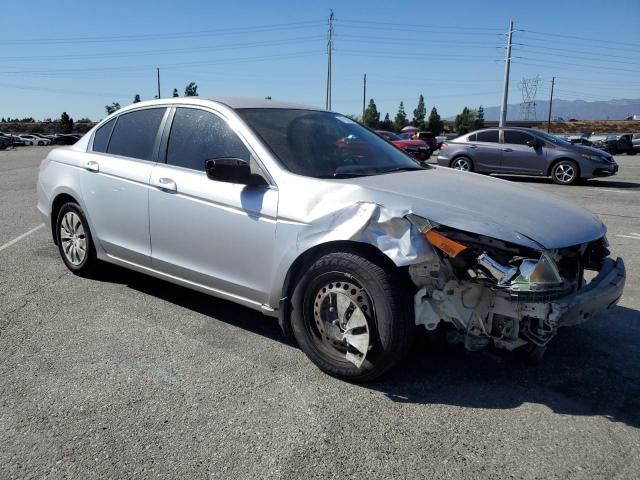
[113,96,323,113]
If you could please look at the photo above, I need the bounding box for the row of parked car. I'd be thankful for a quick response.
[555,132,639,155]
[0,132,81,149]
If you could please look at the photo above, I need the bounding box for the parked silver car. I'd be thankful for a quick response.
[437,127,618,185]
[37,98,626,381]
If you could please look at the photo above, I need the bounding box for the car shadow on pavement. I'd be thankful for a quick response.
[493,175,640,189]
[372,305,640,429]
[96,263,290,346]
[96,264,640,428]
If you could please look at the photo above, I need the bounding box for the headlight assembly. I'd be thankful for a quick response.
[580,153,607,162]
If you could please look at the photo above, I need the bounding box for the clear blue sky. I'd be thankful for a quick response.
[1,0,638,121]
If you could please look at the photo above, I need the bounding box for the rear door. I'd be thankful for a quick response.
[80,107,168,266]
[148,106,278,306]
[468,129,502,171]
[501,129,546,174]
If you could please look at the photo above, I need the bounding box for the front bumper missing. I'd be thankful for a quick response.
[552,257,626,327]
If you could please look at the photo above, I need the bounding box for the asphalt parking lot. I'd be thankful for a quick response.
[1,146,639,479]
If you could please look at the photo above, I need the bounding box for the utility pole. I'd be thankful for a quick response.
[547,76,555,133]
[325,9,334,110]
[362,73,366,120]
[499,20,514,128]
[156,68,161,99]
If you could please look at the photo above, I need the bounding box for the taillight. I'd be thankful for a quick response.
[441,143,448,149]
[39,158,50,171]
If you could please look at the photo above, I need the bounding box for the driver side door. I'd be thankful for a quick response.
[148,106,278,307]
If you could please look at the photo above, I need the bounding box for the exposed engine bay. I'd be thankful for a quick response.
[406,214,615,356]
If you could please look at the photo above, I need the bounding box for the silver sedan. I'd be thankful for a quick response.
[37,97,625,381]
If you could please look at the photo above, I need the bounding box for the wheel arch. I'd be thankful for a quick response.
[277,240,404,339]
[50,193,80,245]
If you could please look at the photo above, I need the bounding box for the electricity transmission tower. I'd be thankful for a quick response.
[519,75,542,120]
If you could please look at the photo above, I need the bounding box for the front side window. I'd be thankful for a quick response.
[106,108,166,161]
[237,109,424,178]
[476,130,499,143]
[92,118,116,153]
[166,108,250,171]
[504,130,534,145]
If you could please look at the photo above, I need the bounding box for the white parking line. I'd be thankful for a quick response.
[0,224,45,252]
[616,233,640,240]
[597,189,633,194]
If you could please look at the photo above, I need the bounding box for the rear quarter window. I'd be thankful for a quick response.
[92,118,116,153]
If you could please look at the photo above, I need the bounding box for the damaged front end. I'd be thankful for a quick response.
[406,214,626,355]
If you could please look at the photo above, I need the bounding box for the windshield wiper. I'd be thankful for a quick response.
[375,166,425,174]
[317,172,371,178]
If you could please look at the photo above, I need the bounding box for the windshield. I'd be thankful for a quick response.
[534,130,571,146]
[237,109,424,178]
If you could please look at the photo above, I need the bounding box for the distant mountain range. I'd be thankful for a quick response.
[477,98,640,121]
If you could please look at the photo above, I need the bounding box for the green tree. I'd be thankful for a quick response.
[379,113,394,131]
[362,99,380,128]
[105,102,121,115]
[0,117,5,122]
[455,107,474,134]
[474,105,485,130]
[184,82,198,96]
[172,88,179,98]
[133,94,141,103]
[394,101,409,131]
[60,112,74,134]
[412,94,426,130]
[427,107,444,134]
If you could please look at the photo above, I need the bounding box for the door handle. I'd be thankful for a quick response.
[502,148,513,152]
[469,145,478,149]
[153,177,177,193]
[85,161,100,172]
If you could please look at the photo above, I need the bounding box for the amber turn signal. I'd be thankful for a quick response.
[423,229,468,258]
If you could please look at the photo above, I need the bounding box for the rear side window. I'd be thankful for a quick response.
[467,133,477,141]
[476,130,499,143]
[92,118,116,153]
[504,130,534,145]
[107,108,166,161]
[166,107,250,171]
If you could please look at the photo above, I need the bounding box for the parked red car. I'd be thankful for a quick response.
[375,130,430,161]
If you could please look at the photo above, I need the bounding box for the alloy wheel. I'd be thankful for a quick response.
[554,163,576,184]
[453,158,470,171]
[60,211,87,266]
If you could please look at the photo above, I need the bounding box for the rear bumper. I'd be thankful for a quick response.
[553,257,625,327]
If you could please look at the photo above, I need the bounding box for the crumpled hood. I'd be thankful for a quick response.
[349,167,606,250]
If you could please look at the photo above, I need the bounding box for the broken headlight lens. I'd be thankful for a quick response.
[508,253,563,291]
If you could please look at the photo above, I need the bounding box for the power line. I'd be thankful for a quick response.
[518,29,640,48]
[0,51,324,77]
[0,35,327,62]
[336,18,505,32]
[0,21,324,45]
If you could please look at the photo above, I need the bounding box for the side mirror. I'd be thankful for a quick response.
[204,158,265,186]
[526,139,540,148]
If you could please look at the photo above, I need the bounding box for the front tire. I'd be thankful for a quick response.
[551,160,579,185]
[55,202,100,276]
[290,250,414,382]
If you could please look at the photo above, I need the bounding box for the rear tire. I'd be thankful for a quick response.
[551,160,579,185]
[290,250,414,382]
[55,202,100,276]
[451,156,473,172]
